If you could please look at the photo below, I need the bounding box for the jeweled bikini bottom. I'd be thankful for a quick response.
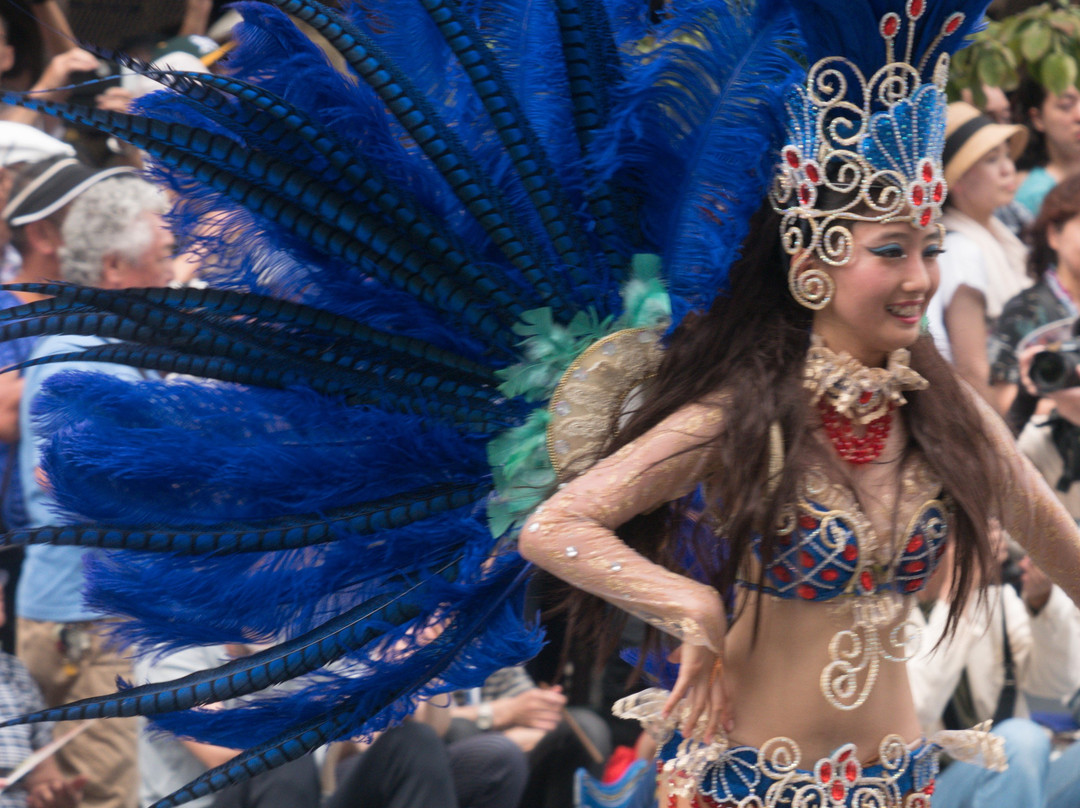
[614,688,1006,808]
[657,731,938,807]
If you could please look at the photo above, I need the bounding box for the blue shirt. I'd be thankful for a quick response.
[0,290,39,531]
[15,335,154,622]
[1015,166,1057,217]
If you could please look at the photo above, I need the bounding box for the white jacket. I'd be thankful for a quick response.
[907,584,1080,734]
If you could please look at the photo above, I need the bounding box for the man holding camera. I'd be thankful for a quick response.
[1010,322,1080,517]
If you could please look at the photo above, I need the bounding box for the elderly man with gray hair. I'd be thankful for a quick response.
[13,168,174,808]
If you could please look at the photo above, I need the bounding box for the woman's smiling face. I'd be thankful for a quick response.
[806,220,943,367]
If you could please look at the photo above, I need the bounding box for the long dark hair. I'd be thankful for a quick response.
[1028,172,1080,281]
[1015,73,1048,173]
[563,203,1001,663]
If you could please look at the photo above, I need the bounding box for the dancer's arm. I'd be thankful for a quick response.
[519,398,730,738]
[973,393,1080,609]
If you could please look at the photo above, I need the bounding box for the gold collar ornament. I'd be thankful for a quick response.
[803,335,928,424]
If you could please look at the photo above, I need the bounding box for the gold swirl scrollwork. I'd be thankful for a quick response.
[884,617,921,664]
[869,61,922,107]
[758,737,801,779]
[822,593,913,710]
[779,214,805,254]
[788,784,829,808]
[828,154,864,195]
[788,265,834,311]
[808,58,858,109]
[819,217,855,266]
[821,626,879,711]
[851,786,902,808]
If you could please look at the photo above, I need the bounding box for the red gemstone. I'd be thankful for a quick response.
[819,762,832,783]
[799,185,812,206]
[805,162,820,183]
[821,568,840,582]
[907,535,925,553]
[905,560,927,573]
[945,13,964,34]
[798,584,818,600]
[860,569,875,592]
[922,162,934,183]
[832,781,846,801]
[843,544,858,562]
[799,514,819,531]
[933,182,945,203]
[800,551,816,568]
[845,759,859,782]
[882,13,900,37]
[920,208,934,227]
[772,564,792,583]
[905,579,925,592]
[912,185,925,206]
[859,390,873,405]
[909,0,925,19]
[838,750,852,762]
[785,147,800,169]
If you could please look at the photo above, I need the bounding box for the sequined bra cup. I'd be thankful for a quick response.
[741,494,950,602]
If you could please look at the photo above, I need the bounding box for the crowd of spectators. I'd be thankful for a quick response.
[914,29,1080,808]
[1,1,1080,808]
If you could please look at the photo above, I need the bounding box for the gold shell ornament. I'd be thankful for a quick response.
[547,327,665,480]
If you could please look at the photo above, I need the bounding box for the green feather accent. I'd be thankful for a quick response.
[486,409,555,538]
[487,255,670,537]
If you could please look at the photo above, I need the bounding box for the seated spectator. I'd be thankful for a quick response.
[0,569,85,808]
[908,534,1080,808]
[959,84,1034,238]
[962,84,1013,125]
[447,666,612,808]
[0,123,75,279]
[1015,75,1080,217]
[925,102,1028,401]
[0,1,98,132]
[135,644,321,808]
[0,135,77,656]
[327,714,528,808]
[139,642,528,808]
[324,723,459,808]
[14,169,173,808]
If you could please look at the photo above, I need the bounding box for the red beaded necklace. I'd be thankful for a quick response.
[817,398,893,465]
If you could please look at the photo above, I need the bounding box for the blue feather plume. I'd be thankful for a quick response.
[598,0,804,324]
[0,4,907,807]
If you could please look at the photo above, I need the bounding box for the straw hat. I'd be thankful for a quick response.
[943,101,1028,187]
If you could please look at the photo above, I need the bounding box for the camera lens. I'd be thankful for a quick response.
[1030,349,1080,394]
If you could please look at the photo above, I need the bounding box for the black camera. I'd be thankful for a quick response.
[1029,343,1080,394]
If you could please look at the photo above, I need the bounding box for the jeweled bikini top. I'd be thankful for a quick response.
[739,465,950,602]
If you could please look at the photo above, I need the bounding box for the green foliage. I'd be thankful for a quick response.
[949,1,1080,102]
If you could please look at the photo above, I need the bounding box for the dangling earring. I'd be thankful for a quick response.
[788,264,834,310]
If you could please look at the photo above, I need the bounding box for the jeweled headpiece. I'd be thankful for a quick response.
[771,0,986,273]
